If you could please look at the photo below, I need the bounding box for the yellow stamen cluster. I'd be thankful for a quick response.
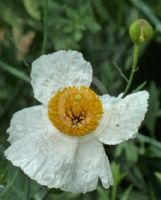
[48,86,103,136]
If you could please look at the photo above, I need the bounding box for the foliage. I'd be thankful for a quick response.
[0,0,161,199]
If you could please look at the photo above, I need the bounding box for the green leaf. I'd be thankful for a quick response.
[115,141,139,163]
[121,185,133,200]
[0,2,22,26]
[154,172,161,183]
[137,134,161,150]
[23,0,41,20]
[97,186,110,200]
[144,82,161,135]
[0,169,19,198]
[132,81,147,93]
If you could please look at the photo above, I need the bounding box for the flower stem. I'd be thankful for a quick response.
[111,184,117,200]
[123,43,140,97]
[26,177,31,200]
[42,0,48,54]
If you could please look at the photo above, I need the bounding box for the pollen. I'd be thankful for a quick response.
[48,86,103,136]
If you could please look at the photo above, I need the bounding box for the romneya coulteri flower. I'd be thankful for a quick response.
[5,50,149,193]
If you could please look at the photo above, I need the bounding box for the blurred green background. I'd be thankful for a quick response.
[0,0,161,199]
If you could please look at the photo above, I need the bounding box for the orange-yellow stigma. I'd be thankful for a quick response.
[48,86,103,136]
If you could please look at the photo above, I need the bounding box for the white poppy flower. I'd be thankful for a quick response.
[5,50,149,193]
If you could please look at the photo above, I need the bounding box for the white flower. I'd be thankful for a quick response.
[5,50,149,193]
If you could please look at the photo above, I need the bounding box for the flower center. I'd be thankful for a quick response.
[48,86,103,136]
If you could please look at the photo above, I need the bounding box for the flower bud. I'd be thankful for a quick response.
[129,19,154,44]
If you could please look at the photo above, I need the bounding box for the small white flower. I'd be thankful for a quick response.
[5,50,149,193]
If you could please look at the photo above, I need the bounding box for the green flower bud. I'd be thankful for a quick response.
[129,19,154,44]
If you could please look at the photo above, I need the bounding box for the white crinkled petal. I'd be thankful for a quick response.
[95,91,149,145]
[61,139,113,193]
[7,106,49,143]
[5,129,78,188]
[31,50,93,104]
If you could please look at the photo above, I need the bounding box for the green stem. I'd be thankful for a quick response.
[42,0,48,54]
[111,184,117,200]
[123,43,140,97]
[26,177,31,200]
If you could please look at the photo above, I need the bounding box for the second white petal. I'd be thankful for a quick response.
[95,91,149,145]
